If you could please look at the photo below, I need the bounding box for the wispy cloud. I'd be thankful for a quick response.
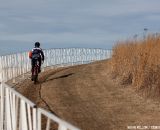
[0,0,160,54]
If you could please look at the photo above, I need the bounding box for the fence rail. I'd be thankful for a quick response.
[0,48,112,130]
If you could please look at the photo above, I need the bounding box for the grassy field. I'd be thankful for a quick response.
[111,34,160,98]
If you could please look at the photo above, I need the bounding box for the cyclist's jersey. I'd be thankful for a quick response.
[32,47,44,60]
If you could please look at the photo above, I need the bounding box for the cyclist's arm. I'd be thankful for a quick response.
[40,50,44,61]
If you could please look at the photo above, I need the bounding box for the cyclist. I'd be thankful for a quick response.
[29,42,44,80]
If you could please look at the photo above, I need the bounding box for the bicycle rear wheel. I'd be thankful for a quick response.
[33,74,38,84]
[33,65,39,84]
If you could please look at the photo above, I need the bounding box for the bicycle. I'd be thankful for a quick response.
[32,60,40,84]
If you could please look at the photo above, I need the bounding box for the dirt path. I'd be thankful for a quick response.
[8,60,160,130]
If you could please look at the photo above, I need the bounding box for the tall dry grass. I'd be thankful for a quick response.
[111,34,160,97]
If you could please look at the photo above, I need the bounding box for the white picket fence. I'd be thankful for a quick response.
[0,48,112,130]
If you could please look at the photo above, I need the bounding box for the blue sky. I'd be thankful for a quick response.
[0,0,160,54]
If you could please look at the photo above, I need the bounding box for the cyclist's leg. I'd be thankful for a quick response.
[38,58,41,73]
[31,59,36,80]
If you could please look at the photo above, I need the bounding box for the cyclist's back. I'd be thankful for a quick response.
[32,47,43,60]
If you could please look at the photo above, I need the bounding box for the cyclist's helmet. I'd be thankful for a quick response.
[35,42,40,47]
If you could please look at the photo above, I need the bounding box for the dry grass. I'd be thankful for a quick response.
[111,34,160,97]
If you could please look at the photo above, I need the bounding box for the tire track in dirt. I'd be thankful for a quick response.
[38,83,59,116]
[36,65,82,117]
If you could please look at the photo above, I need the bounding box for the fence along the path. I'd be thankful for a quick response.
[0,48,112,82]
[0,48,112,130]
[0,83,80,130]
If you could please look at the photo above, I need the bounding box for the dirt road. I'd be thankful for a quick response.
[8,60,160,130]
